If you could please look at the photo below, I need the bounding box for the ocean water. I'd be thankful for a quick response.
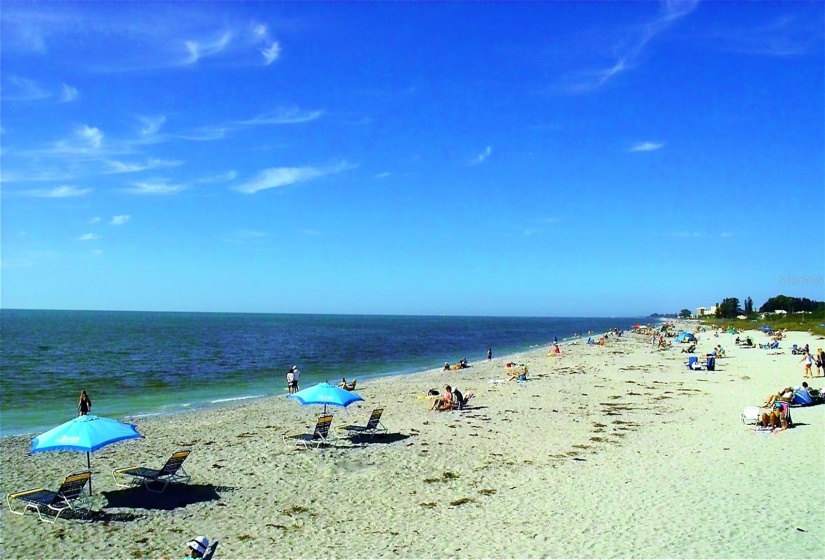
[0,310,641,436]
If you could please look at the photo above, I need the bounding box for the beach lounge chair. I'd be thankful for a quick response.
[339,408,387,439]
[203,540,220,560]
[741,406,761,426]
[6,470,91,523]
[452,392,474,410]
[282,414,334,449]
[112,449,192,493]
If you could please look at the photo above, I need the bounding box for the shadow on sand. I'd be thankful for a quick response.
[102,484,235,511]
[348,432,412,445]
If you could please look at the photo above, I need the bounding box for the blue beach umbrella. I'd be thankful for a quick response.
[31,415,142,494]
[287,382,364,413]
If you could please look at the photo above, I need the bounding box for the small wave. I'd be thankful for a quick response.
[128,412,164,419]
[210,394,263,404]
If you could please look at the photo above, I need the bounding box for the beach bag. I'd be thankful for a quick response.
[428,389,439,396]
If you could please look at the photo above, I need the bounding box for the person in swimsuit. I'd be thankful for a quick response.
[431,385,452,411]
[78,390,92,416]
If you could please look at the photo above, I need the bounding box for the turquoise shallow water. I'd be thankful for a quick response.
[0,310,641,436]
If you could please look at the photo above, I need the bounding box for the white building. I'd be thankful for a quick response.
[695,305,718,317]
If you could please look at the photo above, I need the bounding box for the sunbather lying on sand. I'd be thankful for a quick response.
[762,387,794,408]
[507,365,528,381]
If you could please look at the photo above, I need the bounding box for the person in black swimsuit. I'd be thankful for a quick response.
[78,390,92,416]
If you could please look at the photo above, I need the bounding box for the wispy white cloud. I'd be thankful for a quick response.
[222,228,268,244]
[124,180,187,195]
[232,162,354,194]
[470,146,492,165]
[0,168,74,183]
[707,14,824,57]
[59,83,78,103]
[3,75,51,101]
[629,141,664,152]
[196,171,237,184]
[19,185,92,198]
[374,172,391,179]
[77,233,100,241]
[172,127,227,142]
[236,107,323,126]
[560,0,699,93]
[250,22,280,65]
[667,231,703,238]
[2,7,285,72]
[89,216,101,224]
[261,41,281,65]
[110,215,130,225]
[183,31,233,65]
[104,158,182,174]
[138,115,166,137]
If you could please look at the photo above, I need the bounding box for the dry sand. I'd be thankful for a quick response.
[1,323,823,559]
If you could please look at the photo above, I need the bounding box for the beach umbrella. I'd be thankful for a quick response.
[31,415,142,494]
[287,382,364,413]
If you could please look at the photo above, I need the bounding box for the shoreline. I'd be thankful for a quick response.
[2,323,823,558]
[1,312,639,439]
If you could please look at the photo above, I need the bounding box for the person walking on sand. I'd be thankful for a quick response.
[487,348,492,361]
[800,350,814,378]
[77,390,92,416]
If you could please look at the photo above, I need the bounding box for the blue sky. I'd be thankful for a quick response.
[2,1,823,316]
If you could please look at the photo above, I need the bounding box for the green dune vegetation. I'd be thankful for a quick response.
[699,295,825,336]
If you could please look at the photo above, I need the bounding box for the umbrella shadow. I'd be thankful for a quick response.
[102,483,234,511]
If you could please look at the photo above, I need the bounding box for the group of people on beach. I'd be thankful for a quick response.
[429,385,471,411]
[285,365,300,394]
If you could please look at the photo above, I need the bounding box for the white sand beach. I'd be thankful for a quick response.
[2,324,824,559]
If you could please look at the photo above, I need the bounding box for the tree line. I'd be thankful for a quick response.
[709,295,824,319]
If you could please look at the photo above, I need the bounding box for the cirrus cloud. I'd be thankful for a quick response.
[19,185,92,197]
[232,162,354,194]
[629,141,664,152]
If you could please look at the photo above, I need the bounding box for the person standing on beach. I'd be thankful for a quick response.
[292,364,301,392]
[77,390,92,416]
[487,348,492,361]
[800,350,814,378]
[286,368,295,394]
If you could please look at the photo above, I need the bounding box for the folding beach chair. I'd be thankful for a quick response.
[6,470,91,523]
[112,449,192,493]
[203,540,220,560]
[339,408,387,439]
[282,414,334,449]
[741,406,761,426]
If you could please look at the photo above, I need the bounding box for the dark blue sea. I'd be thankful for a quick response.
[0,310,642,436]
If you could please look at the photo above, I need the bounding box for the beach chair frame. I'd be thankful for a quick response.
[112,449,192,493]
[6,470,92,523]
[340,408,387,439]
[283,414,335,449]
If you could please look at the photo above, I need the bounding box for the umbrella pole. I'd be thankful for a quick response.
[87,452,92,495]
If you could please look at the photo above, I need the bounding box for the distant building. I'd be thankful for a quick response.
[774,309,787,315]
[695,305,718,317]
